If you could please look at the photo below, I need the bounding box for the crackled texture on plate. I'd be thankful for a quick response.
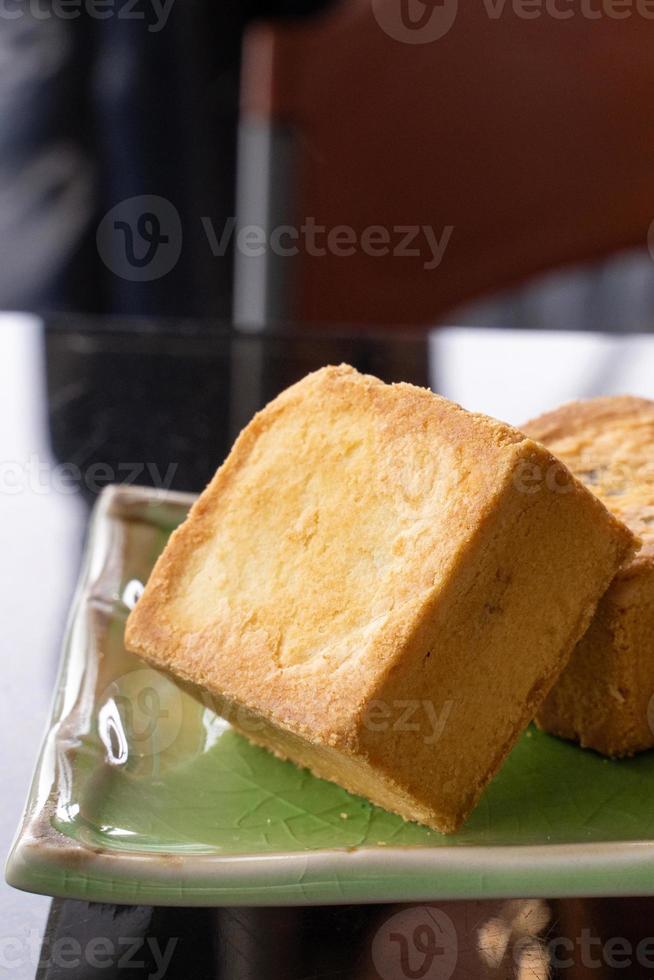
[525,397,654,757]
[126,366,635,833]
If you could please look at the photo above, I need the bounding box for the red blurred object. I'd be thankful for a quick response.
[241,0,654,325]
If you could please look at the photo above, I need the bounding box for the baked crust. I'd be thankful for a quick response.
[525,396,654,756]
[526,396,654,565]
[126,366,636,829]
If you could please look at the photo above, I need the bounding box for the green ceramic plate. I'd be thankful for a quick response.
[6,485,654,906]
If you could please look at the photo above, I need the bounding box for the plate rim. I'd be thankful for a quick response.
[8,828,654,906]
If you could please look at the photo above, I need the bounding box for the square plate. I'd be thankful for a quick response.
[7,485,654,906]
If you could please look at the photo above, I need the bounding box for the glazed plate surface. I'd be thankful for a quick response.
[7,486,654,905]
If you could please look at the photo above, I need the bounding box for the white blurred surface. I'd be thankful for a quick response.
[0,314,84,977]
[430,328,654,425]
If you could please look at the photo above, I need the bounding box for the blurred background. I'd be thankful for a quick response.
[6,4,654,980]
[4,0,654,330]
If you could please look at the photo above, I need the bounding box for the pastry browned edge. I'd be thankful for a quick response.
[525,396,654,757]
[125,366,636,831]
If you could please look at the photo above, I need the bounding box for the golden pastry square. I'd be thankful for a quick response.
[525,396,654,757]
[126,366,635,832]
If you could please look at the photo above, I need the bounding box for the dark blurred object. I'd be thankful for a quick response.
[238,2,654,326]
[36,901,215,979]
[548,897,654,979]
[0,0,331,317]
[44,316,429,501]
[35,899,548,980]
[39,896,654,979]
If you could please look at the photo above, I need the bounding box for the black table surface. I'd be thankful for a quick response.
[4,313,654,979]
